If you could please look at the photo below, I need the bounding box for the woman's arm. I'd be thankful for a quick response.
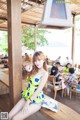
[55,73,59,77]
[30,71,48,101]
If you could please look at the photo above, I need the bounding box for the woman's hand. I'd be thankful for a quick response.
[25,64,32,72]
[23,61,33,72]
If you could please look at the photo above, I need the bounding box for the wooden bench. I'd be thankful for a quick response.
[26,96,80,120]
[0,68,28,94]
[0,69,9,87]
[0,69,9,95]
[41,101,80,120]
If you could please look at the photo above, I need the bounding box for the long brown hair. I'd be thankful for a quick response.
[31,51,48,75]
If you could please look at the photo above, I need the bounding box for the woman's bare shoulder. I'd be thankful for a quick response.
[42,69,48,76]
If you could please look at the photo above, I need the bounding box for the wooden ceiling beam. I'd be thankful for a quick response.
[0,1,7,5]
[0,17,7,20]
[21,1,33,6]
[0,27,7,31]
[22,21,36,25]
[29,0,45,4]
[21,5,34,14]
[21,2,40,14]
[0,16,36,25]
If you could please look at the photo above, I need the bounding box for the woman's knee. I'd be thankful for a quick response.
[22,107,30,116]
[12,108,29,120]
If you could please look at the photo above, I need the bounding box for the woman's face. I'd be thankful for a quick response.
[34,56,44,69]
[67,64,71,68]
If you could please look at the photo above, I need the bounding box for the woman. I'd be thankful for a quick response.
[64,63,71,73]
[9,51,48,120]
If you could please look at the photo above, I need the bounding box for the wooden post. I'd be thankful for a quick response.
[7,0,22,109]
[34,25,37,51]
[71,14,75,65]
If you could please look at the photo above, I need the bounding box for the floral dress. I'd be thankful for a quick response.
[21,76,44,103]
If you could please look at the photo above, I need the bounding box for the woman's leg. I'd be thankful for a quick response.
[9,98,26,120]
[12,103,41,120]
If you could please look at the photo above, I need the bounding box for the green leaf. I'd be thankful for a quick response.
[22,27,49,50]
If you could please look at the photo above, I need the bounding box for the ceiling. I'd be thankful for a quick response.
[0,0,80,30]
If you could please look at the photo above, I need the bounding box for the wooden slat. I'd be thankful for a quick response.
[0,0,80,30]
[26,111,53,120]
[25,11,41,17]
[41,101,80,120]
[21,16,39,23]
[0,69,9,87]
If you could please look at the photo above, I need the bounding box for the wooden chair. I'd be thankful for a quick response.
[70,84,80,99]
[47,75,64,99]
